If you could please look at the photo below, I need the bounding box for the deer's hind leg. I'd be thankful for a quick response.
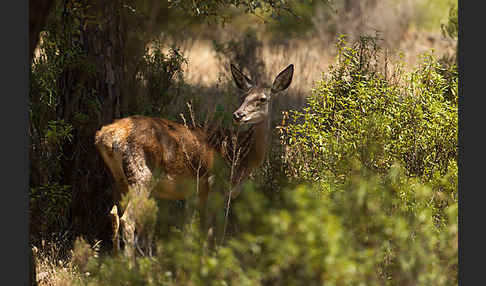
[109,205,120,256]
[119,151,154,257]
[96,146,129,255]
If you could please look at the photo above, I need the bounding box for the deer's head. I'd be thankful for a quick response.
[231,64,294,125]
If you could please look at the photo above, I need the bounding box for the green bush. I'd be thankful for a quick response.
[279,35,457,250]
[441,3,458,40]
[72,161,456,285]
[282,35,457,184]
[133,42,187,117]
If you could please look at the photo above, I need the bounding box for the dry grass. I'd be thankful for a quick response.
[33,246,78,286]
[175,26,454,112]
[32,238,100,286]
[396,25,456,67]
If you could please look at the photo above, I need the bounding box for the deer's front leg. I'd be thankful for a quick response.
[197,177,214,245]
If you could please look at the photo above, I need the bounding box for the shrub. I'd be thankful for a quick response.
[441,3,458,40]
[281,35,458,185]
[70,162,456,285]
[133,42,187,117]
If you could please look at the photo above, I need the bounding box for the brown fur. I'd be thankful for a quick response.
[95,115,215,200]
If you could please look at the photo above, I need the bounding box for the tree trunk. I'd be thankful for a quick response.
[83,0,125,124]
[57,0,126,241]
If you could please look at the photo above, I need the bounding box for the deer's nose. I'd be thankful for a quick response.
[233,111,243,121]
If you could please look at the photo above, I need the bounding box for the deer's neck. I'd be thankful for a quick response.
[245,116,271,170]
[208,117,271,184]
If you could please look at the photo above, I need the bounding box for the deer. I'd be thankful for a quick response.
[95,63,294,257]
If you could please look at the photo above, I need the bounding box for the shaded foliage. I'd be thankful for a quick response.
[169,0,329,24]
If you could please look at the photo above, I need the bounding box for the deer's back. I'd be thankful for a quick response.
[95,115,215,181]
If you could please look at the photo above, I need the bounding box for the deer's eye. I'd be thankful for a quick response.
[259,97,267,103]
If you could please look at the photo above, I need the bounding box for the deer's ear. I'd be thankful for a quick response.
[271,64,294,93]
[231,64,254,92]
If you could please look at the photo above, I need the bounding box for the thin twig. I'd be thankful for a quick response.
[221,129,243,244]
